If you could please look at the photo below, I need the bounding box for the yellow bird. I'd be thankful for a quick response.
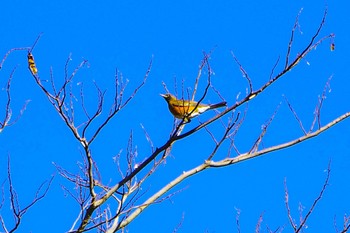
[27,52,38,75]
[161,93,226,122]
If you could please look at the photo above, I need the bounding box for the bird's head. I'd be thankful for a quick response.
[160,93,176,103]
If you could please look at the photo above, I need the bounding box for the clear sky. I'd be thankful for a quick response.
[1,1,349,232]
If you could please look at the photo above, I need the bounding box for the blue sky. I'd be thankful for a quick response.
[1,1,350,232]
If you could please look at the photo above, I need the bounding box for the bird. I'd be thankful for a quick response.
[160,93,227,122]
[27,51,38,75]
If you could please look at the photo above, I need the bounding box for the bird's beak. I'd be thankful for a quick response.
[160,94,166,98]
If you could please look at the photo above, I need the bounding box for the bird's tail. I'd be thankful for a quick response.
[209,101,227,109]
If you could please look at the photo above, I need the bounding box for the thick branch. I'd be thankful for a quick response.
[115,112,349,230]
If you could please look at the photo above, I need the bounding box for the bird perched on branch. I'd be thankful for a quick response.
[160,93,227,122]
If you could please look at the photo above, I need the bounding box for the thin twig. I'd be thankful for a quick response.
[284,178,297,231]
[0,47,30,69]
[283,95,307,135]
[231,51,253,94]
[295,161,331,232]
[309,75,333,132]
[285,8,303,69]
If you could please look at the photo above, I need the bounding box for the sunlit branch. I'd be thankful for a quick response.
[208,112,350,167]
[114,187,186,231]
[113,112,349,230]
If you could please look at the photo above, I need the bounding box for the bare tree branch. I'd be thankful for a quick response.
[295,161,331,232]
[235,207,242,233]
[231,51,253,94]
[12,8,343,233]
[284,178,297,231]
[0,67,29,133]
[2,155,54,233]
[172,212,185,233]
[0,48,30,70]
[284,161,331,233]
[309,75,333,132]
[255,212,264,233]
[283,95,307,135]
[285,8,304,69]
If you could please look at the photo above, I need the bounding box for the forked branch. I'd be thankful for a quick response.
[285,161,331,232]
[0,156,54,233]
